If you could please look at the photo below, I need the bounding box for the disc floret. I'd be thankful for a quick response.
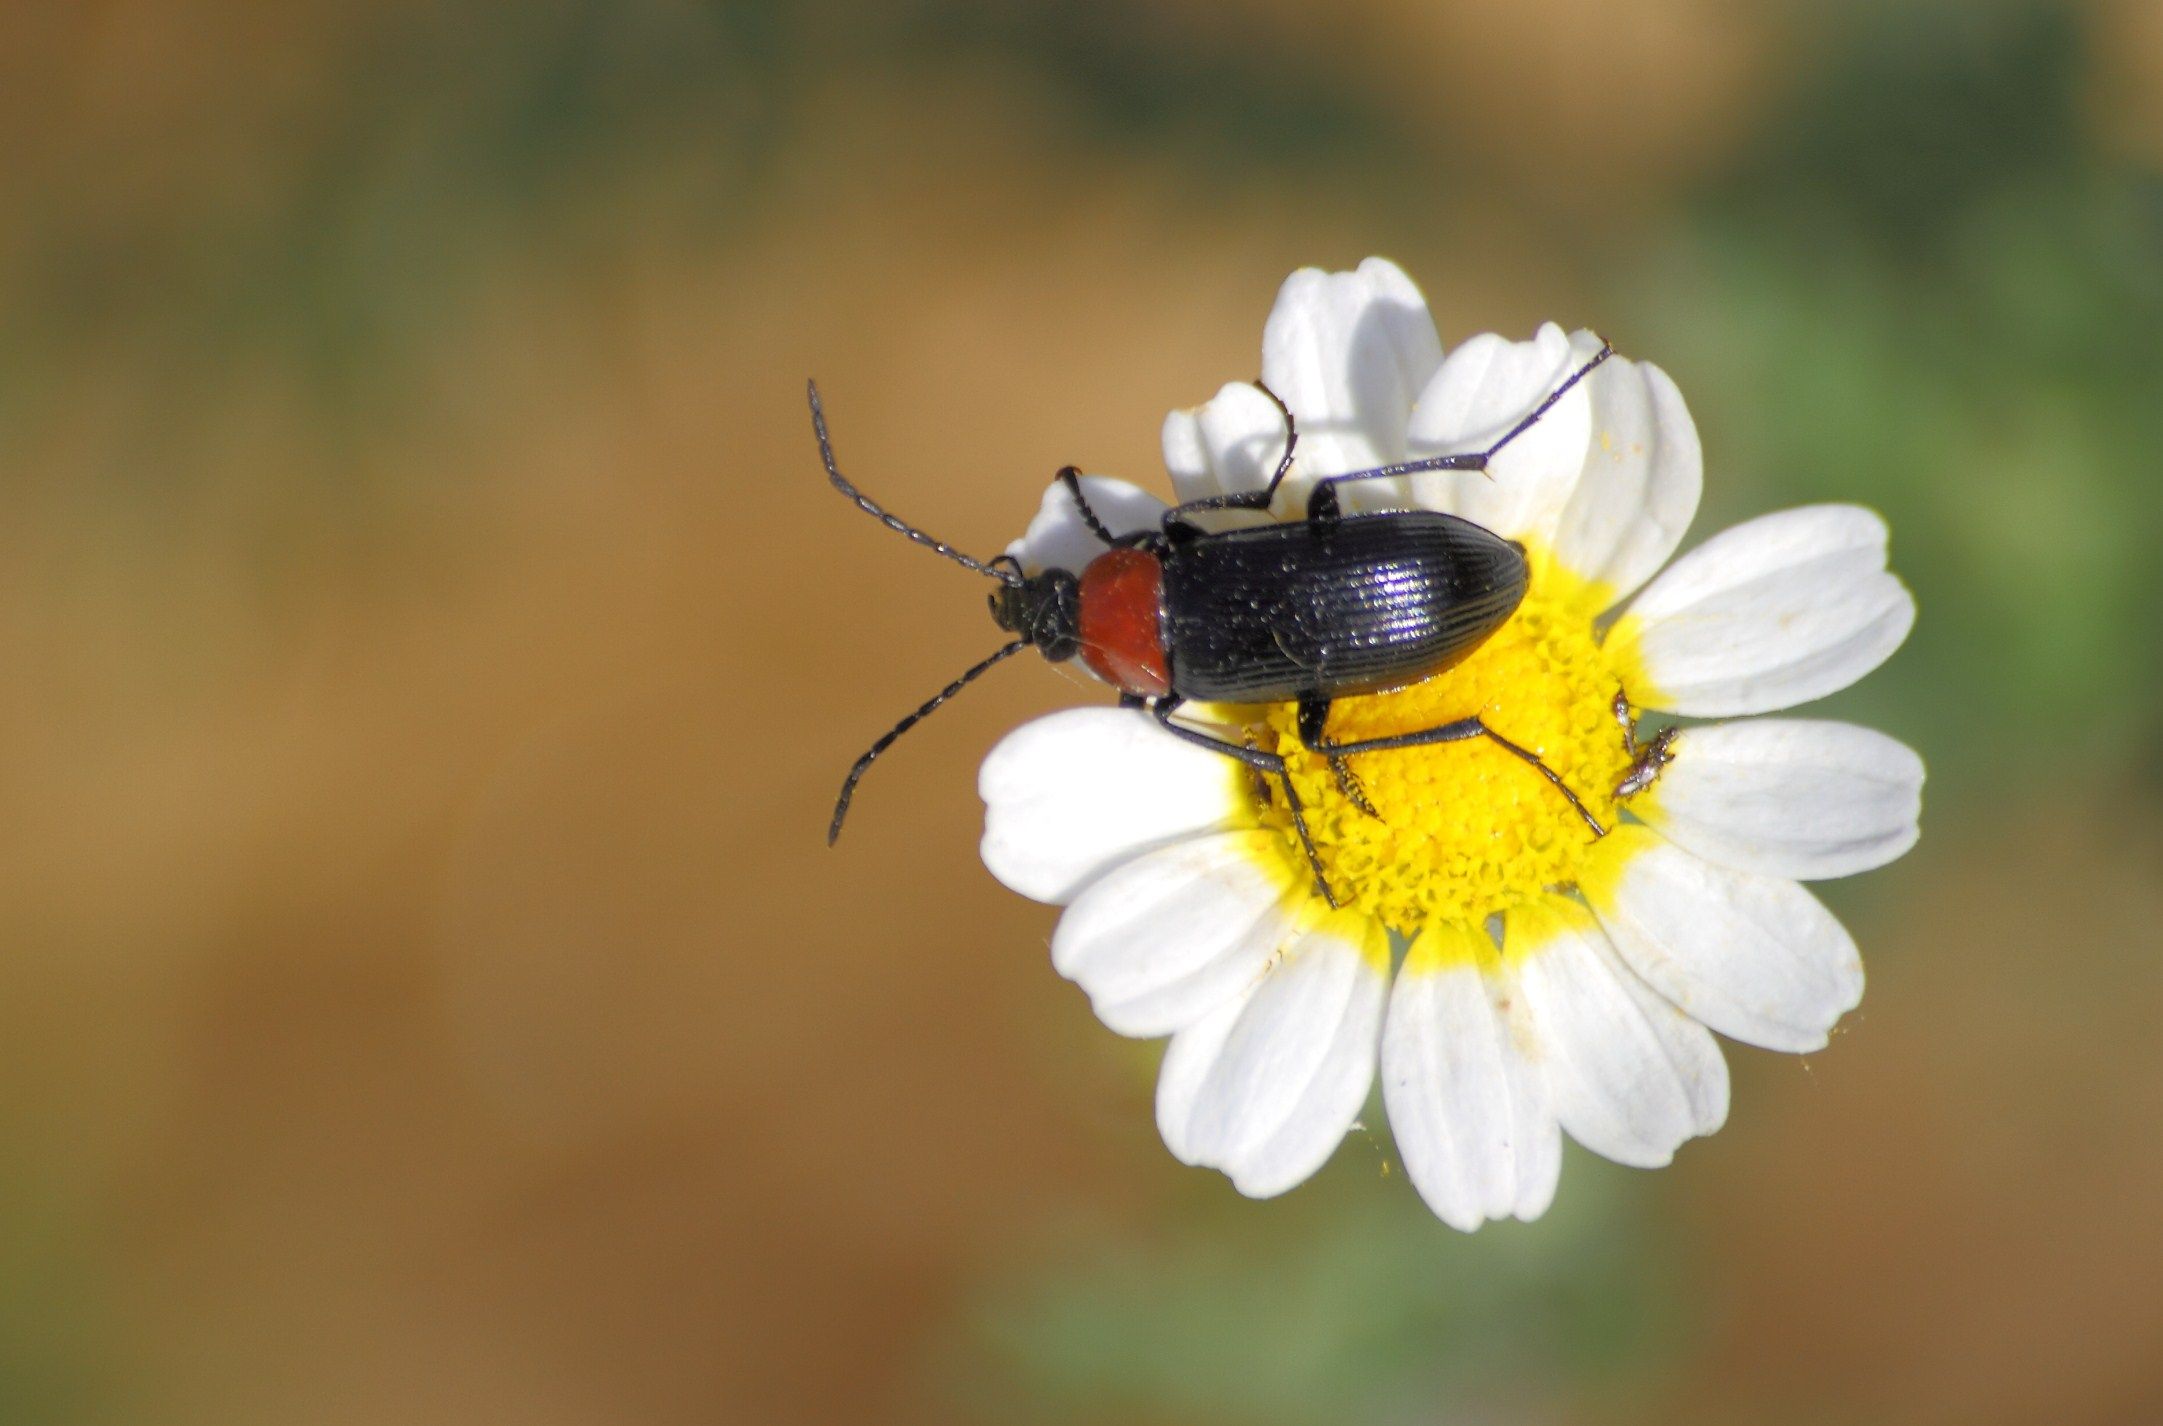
[1249,557,1635,931]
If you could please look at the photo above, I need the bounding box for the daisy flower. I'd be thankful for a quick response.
[978,258,1920,1230]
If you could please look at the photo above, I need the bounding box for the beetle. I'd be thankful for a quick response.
[812,344,1615,906]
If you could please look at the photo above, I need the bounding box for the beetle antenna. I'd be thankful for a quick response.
[809,380,1022,587]
[829,638,1029,844]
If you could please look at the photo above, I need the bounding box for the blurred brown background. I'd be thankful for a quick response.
[4,1,2163,1422]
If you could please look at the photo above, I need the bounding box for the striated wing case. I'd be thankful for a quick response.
[1161,511,1528,703]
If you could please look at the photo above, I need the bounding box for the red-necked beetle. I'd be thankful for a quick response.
[812,343,1614,906]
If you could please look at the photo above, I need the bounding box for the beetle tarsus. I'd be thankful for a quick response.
[1155,378,1302,531]
[1330,757,1380,819]
[1278,771,1341,908]
[1285,342,1617,506]
[1299,702,1607,842]
[1477,724,1607,840]
[1297,699,1377,818]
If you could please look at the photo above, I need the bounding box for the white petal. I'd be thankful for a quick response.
[1635,719,1924,880]
[1161,382,1294,519]
[1050,831,1299,1038]
[1157,912,1388,1198]
[1550,336,1703,602]
[1380,921,1560,1232]
[1154,993,1243,1167]
[1004,473,1167,577]
[1610,505,1915,716]
[1402,322,1593,542]
[1508,897,1729,1169]
[1583,828,1865,1053]
[980,708,1247,905]
[1259,257,1443,510]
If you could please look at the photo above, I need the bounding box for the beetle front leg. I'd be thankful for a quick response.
[1138,695,1342,908]
[1295,697,1608,840]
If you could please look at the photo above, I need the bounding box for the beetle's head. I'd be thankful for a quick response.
[990,566,1080,662]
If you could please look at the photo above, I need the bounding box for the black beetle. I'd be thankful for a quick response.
[812,343,1614,905]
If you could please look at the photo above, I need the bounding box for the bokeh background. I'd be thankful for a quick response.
[5,1,2163,1421]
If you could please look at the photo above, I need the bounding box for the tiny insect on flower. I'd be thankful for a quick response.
[818,257,1921,1230]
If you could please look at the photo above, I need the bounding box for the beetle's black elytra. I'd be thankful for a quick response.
[812,342,1616,907]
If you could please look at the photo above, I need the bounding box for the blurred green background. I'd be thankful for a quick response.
[4,1,2162,1421]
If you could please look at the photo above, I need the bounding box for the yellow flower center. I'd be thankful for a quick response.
[1245,552,1638,935]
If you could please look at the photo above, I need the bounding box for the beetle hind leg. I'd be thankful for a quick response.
[1296,695,1607,841]
[1479,724,1608,839]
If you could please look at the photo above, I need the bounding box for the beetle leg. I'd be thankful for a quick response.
[1161,481,1278,539]
[1158,378,1302,531]
[1481,724,1608,838]
[1331,760,1379,818]
[1299,712,1609,840]
[1323,766,1375,817]
[1305,481,1342,532]
[1298,343,1617,514]
[1253,378,1299,496]
[1057,466,1119,547]
[1302,453,1489,522]
[1160,489,1272,540]
[1295,696,1379,817]
[1142,696,1342,908]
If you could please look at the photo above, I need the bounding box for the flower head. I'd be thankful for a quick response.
[979,258,1919,1229]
